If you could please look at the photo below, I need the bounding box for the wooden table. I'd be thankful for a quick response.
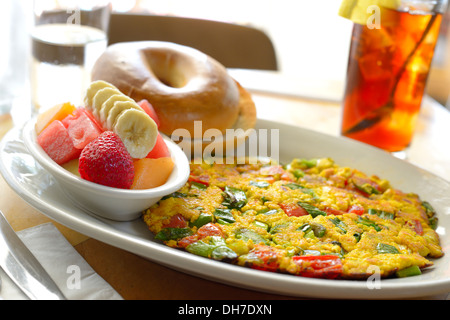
[1,70,449,300]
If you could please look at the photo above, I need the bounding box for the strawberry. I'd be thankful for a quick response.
[79,131,135,189]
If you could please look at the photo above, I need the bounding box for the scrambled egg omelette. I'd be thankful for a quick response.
[143,158,442,279]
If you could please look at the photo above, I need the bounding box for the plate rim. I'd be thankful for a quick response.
[1,119,449,300]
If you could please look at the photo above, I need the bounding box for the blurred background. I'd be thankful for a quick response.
[3,0,450,109]
[84,0,450,108]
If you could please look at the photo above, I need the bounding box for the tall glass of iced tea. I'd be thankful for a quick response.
[341,0,448,154]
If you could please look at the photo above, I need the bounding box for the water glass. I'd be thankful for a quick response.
[31,0,111,113]
[0,0,29,116]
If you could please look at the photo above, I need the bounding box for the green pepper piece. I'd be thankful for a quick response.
[270,222,290,234]
[190,213,213,228]
[257,208,278,215]
[304,230,316,239]
[368,208,394,220]
[298,202,326,218]
[422,201,436,218]
[214,208,235,224]
[155,228,193,241]
[376,243,400,254]
[235,228,268,245]
[249,181,270,188]
[222,186,247,209]
[295,159,317,169]
[283,183,303,189]
[330,217,347,234]
[422,201,439,230]
[355,183,380,195]
[429,217,439,230]
[302,249,321,256]
[358,216,382,231]
[283,183,316,198]
[161,192,197,200]
[190,181,207,190]
[252,220,269,231]
[211,246,238,261]
[395,265,422,278]
[311,223,326,237]
[292,169,304,178]
[353,232,362,243]
[186,240,213,257]
[298,223,311,233]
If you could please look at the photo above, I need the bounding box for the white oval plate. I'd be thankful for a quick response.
[1,119,449,299]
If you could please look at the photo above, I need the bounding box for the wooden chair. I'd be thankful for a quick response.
[107,13,278,70]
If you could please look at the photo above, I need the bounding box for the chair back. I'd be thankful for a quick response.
[108,13,278,70]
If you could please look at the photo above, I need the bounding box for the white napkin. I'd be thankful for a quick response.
[0,222,122,300]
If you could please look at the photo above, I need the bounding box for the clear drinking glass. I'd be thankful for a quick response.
[0,0,28,116]
[341,0,448,155]
[31,0,111,113]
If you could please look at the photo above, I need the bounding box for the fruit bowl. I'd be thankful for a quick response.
[22,118,190,221]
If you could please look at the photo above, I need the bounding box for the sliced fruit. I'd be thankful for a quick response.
[37,120,81,165]
[92,87,122,119]
[62,108,103,149]
[137,99,160,128]
[106,100,143,130]
[84,80,118,111]
[146,133,170,159]
[99,94,135,127]
[35,102,76,134]
[131,157,174,189]
[78,131,135,189]
[113,108,158,159]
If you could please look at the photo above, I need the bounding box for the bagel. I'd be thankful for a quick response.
[91,41,256,139]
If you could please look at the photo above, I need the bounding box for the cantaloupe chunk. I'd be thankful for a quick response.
[131,157,174,190]
[35,102,76,134]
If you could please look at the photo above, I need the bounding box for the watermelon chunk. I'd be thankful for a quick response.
[146,133,170,159]
[137,99,160,128]
[37,120,81,165]
[62,108,103,149]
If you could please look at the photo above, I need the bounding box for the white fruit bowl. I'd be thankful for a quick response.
[22,118,190,222]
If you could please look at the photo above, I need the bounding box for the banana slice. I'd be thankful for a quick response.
[84,80,117,111]
[113,108,158,159]
[106,100,143,130]
[92,87,122,119]
[99,94,135,127]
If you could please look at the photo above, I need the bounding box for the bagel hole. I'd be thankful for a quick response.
[142,50,187,88]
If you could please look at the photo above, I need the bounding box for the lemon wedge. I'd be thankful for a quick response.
[339,0,401,24]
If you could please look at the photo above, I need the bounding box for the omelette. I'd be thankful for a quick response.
[143,158,443,279]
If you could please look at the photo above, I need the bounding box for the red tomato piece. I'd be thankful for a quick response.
[260,165,285,177]
[188,174,210,187]
[197,223,223,239]
[323,207,346,216]
[409,219,424,236]
[246,245,280,273]
[178,235,198,248]
[164,214,187,229]
[348,205,365,215]
[292,255,343,279]
[178,223,223,248]
[280,203,309,217]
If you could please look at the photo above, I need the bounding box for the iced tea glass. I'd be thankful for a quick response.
[341,0,448,154]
